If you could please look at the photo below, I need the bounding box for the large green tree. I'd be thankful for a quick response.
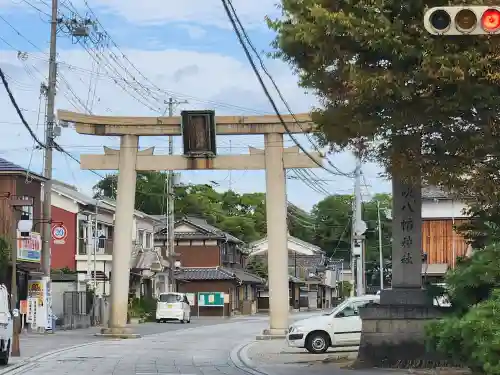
[92,173,391,263]
[267,0,500,191]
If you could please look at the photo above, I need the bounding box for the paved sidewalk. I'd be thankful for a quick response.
[239,339,362,375]
[238,340,472,375]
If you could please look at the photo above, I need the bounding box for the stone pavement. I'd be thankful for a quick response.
[2,317,270,375]
[235,339,471,375]
[17,317,236,359]
[0,311,336,375]
[233,338,366,375]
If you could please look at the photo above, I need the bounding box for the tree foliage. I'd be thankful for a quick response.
[246,257,268,279]
[426,289,500,375]
[93,173,391,280]
[426,244,500,373]
[267,0,500,192]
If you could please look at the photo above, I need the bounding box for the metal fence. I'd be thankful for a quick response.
[62,291,92,330]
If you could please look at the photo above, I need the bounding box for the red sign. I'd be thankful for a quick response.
[52,224,67,244]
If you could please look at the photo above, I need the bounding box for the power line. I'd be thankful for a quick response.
[221,0,354,178]
[224,0,354,178]
[0,67,46,149]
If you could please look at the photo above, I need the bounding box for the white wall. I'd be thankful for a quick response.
[77,260,112,296]
[422,199,469,219]
[51,192,80,213]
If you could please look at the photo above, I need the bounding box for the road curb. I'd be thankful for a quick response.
[230,341,273,375]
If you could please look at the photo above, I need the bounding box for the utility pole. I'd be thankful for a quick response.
[228,140,232,191]
[39,0,58,335]
[351,157,366,296]
[377,200,384,291]
[165,97,187,292]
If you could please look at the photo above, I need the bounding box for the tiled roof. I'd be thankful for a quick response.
[156,216,244,244]
[422,186,451,200]
[228,268,264,284]
[175,267,235,281]
[52,181,160,221]
[0,157,45,181]
[174,267,264,284]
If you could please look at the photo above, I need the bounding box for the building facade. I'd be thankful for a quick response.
[248,235,337,310]
[0,158,45,304]
[50,180,162,297]
[154,217,263,316]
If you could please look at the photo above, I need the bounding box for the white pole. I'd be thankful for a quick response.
[353,158,364,296]
[94,201,99,294]
[377,201,384,290]
[86,217,93,282]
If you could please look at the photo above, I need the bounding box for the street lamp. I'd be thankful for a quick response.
[17,214,33,238]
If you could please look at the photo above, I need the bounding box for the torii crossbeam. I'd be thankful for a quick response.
[58,109,321,339]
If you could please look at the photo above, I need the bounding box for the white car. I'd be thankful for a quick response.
[287,294,379,354]
[156,292,191,323]
[0,285,12,365]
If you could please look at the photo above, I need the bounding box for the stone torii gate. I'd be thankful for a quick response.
[57,109,321,338]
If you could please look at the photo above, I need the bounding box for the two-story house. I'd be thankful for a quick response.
[248,235,337,310]
[50,180,162,297]
[0,158,45,304]
[154,216,263,316]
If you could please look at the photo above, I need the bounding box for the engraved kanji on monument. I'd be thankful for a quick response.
[390,177,423,289]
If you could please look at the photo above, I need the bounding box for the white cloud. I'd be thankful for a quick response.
[83,0,281,28]
[177,25,207,40]
[0,42,388,211]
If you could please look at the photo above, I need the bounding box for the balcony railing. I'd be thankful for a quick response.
[78,238,113,255]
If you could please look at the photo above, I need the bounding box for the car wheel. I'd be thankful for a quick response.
[156,319,161,323]
[305,332,330,354]
[0,342,10,365]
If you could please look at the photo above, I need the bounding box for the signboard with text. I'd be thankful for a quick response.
[52,224,67,245]
[198,292,224,307]
[17,231,41,263]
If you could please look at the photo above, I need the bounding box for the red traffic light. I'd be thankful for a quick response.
[481,8,500,32]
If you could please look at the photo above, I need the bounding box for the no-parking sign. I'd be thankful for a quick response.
[52,224,67,245]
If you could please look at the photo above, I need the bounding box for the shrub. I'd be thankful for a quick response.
[426,289,500,374]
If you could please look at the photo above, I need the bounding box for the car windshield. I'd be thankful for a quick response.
[159,293,182,303]
[323,299,351,316]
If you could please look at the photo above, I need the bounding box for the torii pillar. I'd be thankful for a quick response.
[57,110,320,338]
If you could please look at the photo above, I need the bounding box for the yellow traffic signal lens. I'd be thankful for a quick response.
[455,9,477,32]
[429,9,451,31]
[482,8,500,32]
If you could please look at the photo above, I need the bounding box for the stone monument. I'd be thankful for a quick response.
[354,141,445,368]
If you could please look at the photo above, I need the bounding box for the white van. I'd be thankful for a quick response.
[287,294,378,354]
[156,292,191,323]
[0,285,13,365]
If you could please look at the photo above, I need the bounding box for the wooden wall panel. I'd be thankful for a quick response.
[422,219,469,266]
[0,177,16,243]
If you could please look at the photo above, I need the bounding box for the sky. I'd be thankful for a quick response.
[0,0,391,211]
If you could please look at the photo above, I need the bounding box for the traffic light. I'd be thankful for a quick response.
[424,6,500,35]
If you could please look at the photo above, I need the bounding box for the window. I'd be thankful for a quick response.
[159,293,182,303]
[145,232,152,249]
[336,300,373,318]
[138,230,144,247]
